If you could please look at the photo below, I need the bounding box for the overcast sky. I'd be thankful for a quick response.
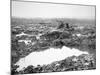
[12,1,95,19]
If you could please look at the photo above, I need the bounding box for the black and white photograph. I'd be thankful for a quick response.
[11,0,96,75]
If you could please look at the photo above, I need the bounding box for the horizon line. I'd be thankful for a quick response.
[11,16,95,20]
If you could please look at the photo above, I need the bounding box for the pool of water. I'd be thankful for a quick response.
[15,46,88,71]
[16,32,28,37]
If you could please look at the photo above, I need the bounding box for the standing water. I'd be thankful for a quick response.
[15,46,88,71]
[16,32,28,37]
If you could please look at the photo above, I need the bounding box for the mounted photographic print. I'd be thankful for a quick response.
[11,0,96,75]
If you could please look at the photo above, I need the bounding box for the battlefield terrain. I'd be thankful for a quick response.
[11,17,96,75]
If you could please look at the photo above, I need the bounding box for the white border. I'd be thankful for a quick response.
[0,0,99,75]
